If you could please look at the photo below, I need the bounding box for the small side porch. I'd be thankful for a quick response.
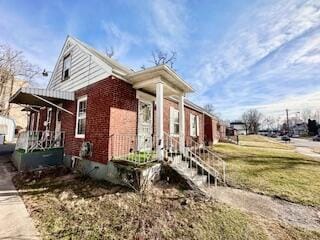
[9,88,74,171]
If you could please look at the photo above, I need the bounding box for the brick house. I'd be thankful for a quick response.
[10,36,222,171]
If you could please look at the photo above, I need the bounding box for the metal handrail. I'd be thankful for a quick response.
[108,134,156,165]
[187,136,226,183]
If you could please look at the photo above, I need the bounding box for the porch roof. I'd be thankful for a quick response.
[127,65,194,96]
[9,87,74,107]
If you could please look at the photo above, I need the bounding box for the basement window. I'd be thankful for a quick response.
[75,96,87,138]
[62,54,71,81]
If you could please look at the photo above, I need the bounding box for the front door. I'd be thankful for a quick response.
[138,100,153,151]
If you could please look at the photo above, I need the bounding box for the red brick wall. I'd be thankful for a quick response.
[204,115,218,145]
[162,98,204,146]
[36,76,210,163]
[61,76,137,164]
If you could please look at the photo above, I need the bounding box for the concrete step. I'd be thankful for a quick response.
[190,174,208,187]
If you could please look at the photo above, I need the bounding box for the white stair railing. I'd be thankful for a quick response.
[186,137,226,183]
[163,132,180,160]
[164,133,226,187]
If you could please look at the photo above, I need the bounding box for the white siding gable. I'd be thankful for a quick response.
[47,37,113,92]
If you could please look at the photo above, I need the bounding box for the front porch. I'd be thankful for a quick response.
[125,65,194,163]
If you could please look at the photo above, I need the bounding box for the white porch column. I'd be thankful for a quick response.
[156,82,164,161]
[178,94,185,154]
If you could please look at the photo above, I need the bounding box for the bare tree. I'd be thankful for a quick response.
[242,109,262,134]
[301,109,312,123]
[204,104,215,114]
[105,46,114,58]
[0,44,40,115]
[151,50,177,68]
[262,116,276,131]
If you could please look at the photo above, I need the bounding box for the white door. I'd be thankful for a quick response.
[138,100,153,151]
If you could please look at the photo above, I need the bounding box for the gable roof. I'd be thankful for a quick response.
[71,36,133,76]
[47,35,133,88]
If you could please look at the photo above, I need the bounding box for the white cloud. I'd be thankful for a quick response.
[191,0,320,120]
[101,21,140,59]
[0,5,65,87]
[195,0,320,86]
[146,0,189,51]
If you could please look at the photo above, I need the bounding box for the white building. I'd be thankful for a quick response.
[230,121,247,135]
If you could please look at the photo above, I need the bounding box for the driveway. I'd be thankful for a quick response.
[289,138,320,159]
[0,145,40,239]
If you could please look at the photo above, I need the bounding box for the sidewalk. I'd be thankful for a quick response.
[0,154,40,239]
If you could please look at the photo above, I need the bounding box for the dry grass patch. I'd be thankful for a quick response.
[13,169,320,240]
[212,135,320,206]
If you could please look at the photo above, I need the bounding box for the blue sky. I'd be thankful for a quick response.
[0,0,320,120]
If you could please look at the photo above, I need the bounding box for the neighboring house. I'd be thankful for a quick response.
[291,123,308,136]
[204,112,219,145]
[10,36,222,181]
[0,115,15,142]
[230,121,247,135]
[217,120,227,139]
[0,79,29,135]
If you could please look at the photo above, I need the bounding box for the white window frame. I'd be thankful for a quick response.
[170,107,179,136]
[190,113,199,137]
[62,53,71,81]
[75,96,87,138]
[46,108,52,131]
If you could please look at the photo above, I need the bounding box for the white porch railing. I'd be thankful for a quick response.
[16,131,65,153]
[108,134,157,165]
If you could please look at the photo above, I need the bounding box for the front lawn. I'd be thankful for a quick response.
[212,135,320,206]
[13,169,320,240]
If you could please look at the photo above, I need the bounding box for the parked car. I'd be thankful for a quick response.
[270,133,277,138]
[281,135,291,142]
[313,135,320,141]
[292,134,300,138]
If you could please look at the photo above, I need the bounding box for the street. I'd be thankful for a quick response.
[287,138,320,159]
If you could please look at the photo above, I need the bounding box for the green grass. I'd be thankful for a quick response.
[113,151,156,164]
[14,172,320,240]
[212,135,320,206]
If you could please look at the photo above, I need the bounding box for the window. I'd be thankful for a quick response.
[190,113,199,137]
[75,96,87,138]
[62,54,71,80]
[170,107,179,136]
[46,108,52,131]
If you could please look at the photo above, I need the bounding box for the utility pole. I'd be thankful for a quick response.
[286,109,289,133]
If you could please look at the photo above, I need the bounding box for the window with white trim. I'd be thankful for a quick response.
[62,54,71,81]
[75,96,87,138]
[46,108,52,131]
[170,107,179,135]
[190,113,199,137]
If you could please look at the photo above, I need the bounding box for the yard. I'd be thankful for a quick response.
[13,169,320,240]
[212,135,320,206]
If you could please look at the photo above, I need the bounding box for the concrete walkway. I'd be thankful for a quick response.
[208,186,320,231]
[0,153,40,239]
[290,138,320,160]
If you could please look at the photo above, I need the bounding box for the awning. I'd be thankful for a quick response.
[10,87,75,115]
